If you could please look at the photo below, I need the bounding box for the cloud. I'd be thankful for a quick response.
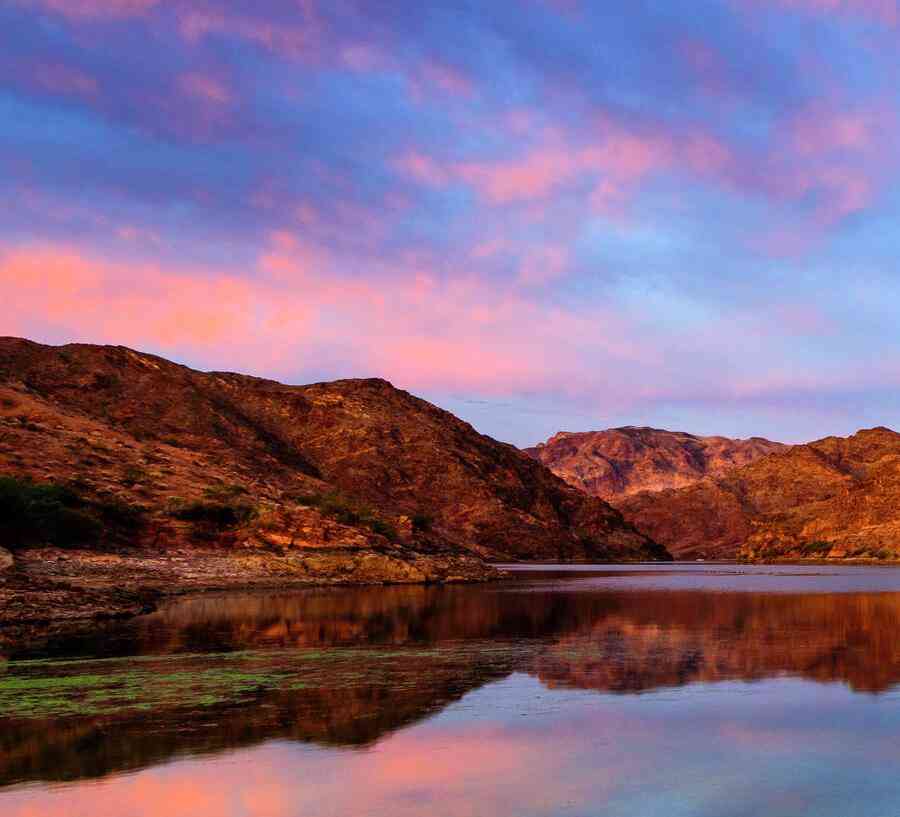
[22,0,160,19]
[754,0,900,25]
[179,73,231,105]
[0,240,649,395]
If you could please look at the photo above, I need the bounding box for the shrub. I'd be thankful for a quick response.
[122,465,148,486]
[96,498,147,531]
[0,477,102,549]
[801,540,832,556]
[370,519,398,541]
[411,512,433,533]
[319,492,369,526]
[202,483,249,501]
[292,490,399,538]
[292,492,324,507]
[170,501,256,529]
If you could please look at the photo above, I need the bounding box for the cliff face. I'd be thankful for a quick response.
[0,338,667,598]
[526,427,784,500]
[618,427,900,560]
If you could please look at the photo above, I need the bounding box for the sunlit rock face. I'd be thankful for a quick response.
[530,425,900,561]
[0,337,666,604]
[526,426,784,559]
[617,427,900,560]
[526,427,784,500]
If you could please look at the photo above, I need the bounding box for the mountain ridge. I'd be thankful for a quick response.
[525,426,785,500]
[0,336,668,636]
[617,426,900,559]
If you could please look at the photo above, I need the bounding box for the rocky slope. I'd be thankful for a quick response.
[526,426,784,499]
[0,337,667,627]
[618,427,900,560]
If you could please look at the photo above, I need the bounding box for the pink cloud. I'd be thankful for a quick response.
[789,106,878,156]
[677,37,733,97]
[393,152,450,186]
[339,43,386,72]
[457,145,579,203]
[3,233,890,414]
[179,73,231,105]
[408,62,477,101]
[470,238,509,259]
[517,245,570,285]
[177,4,322,58]
[755,0,900,25]
[24,0,159,19]
[0,240,652,397]
[32,63,99,97]
[450,118,730,212]
[753,101,894,237]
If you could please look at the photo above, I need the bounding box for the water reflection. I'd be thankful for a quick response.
[5,565,900,813]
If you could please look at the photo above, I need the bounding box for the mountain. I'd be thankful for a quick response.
[525,426,784,499]
[0,337,668,627]
[618,427,900,560]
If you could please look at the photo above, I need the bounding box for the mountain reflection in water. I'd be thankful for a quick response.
[5,565,900,816]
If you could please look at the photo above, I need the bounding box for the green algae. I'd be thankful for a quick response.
[0,642,531,721]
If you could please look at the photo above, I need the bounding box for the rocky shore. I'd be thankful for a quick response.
[0,545,494,651]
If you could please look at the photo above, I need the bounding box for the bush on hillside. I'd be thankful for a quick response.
[0,477,103,549]
[801,540,832,556]
[411,512,433,533]
[170,500,256,529]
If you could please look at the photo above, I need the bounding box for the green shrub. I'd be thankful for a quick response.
[319,493,370,526]
[0,477,102,549]
[292,492,324,507]
[801,540,832,555]
[122,465,148,486]
[97,498,146,531]
[170,501,255,529]
[202,483,249,501]
[292,490,399,538]
[370,519,398,541]
[411,512,433,533]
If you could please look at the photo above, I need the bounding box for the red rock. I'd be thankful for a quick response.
[0,337,669,594]
[526,426,784,499]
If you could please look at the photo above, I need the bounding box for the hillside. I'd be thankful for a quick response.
[526,427,784,500]
[0,337,668,630]
[617,427,900,560]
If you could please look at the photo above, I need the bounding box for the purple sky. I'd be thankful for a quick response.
[3,0,900,446]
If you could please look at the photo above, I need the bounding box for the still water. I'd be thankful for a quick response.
[5,563,900,816]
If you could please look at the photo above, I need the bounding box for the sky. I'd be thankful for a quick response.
[3,0,900,446]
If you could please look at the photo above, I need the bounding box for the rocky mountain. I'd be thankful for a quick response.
[618,427,900,560]
[0,337,667,624]
[526,426,784,500]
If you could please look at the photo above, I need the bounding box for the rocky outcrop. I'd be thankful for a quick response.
[618,427,900,560]
[526,426,784,500]
[0,547,12,572]
[0,337,667,624]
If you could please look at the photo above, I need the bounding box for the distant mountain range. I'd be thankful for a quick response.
[529,425,900,560]
[525,427,785,499]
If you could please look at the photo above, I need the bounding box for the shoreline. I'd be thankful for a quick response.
[0,546,498,652]
[8,550,900,654]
